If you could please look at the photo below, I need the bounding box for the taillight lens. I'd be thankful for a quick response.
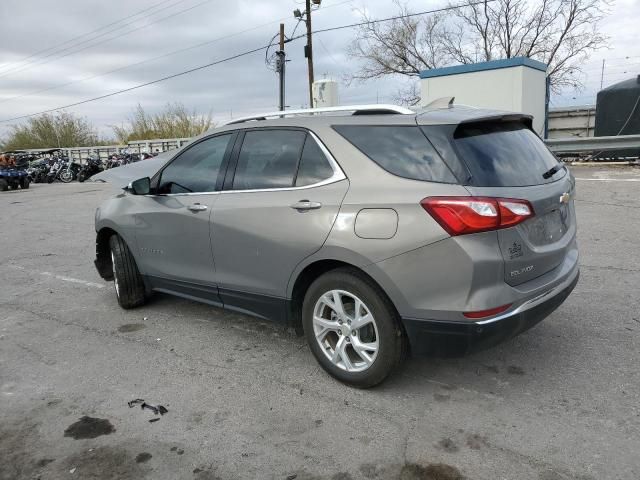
[421,196,534,236]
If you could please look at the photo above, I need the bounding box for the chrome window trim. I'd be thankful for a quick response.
[222,129,346,194]
[140,130,346,197]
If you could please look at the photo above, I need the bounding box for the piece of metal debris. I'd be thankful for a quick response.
[128,398,169,416]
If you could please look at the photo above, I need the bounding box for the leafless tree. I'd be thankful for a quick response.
[348,0,609,103]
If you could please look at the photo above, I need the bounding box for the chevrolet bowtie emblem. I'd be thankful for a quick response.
[559,192,571,204]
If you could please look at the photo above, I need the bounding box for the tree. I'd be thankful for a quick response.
[1,112,102,150]
[112,103,214,143]
[348,0,609,104]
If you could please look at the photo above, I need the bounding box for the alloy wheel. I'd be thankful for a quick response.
[312,289,379,372]
[111,251,120,298]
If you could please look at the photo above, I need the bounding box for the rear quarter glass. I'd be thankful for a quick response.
[332,125,458,184]
[421,121,566,188]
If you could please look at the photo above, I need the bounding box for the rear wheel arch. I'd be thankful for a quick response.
[288,259,404,337]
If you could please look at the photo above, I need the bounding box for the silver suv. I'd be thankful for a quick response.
[94,104,579,387]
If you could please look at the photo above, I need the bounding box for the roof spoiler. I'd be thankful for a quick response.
[458,113,534,130]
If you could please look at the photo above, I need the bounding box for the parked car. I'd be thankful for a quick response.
[93,104,579,387]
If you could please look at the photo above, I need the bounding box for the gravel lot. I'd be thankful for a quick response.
[1,166,639,480]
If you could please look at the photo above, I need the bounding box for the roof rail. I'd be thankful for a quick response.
[223,104,414,125]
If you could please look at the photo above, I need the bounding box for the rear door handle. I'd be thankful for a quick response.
[188,203,208,212]
[290,200,322,211]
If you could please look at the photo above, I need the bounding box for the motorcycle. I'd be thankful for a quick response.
[26,159,49,183]
[77,156,104,182]
[46,158,67,183]
[105,155,123,169]
[58,159,81,183]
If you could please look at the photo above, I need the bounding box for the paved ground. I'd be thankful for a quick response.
[1,166,639,480]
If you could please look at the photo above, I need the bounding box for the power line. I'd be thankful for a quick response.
[0,14,292,105]
[0,0,179,74]
[0,0,354,105]
[285,0,497,42]
[316,37,343,72]
[0,0,209,80]
[579,63,640,74]
[0,45,273,123]
[0,0,494,123]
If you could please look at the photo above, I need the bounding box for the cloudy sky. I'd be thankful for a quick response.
[0,0,638,139]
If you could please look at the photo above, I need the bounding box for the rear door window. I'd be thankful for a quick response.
[332,125,457,183]
[422,121,565,187]
[232,130,306,190]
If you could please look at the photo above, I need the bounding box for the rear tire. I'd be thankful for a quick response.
[77,172,86,183]
[302,268,406,388]
[0,179,8,191]
[109,235,146,309]
[20,177,30,189]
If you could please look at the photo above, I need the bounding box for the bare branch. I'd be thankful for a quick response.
[346,0,609,101]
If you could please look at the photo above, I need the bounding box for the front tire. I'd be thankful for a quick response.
[0,179,8,191]
[59,171,73,183]
[20,177,30,189]
[77,171,86,183]
[109,235,146,309]
[302,268,406,388]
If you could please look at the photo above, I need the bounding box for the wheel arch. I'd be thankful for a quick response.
[95,226,119,280]
[286,252,405,336]
[95,221,139,280]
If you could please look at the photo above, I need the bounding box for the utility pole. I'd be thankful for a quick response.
[276,23,286,111]
[304,0,315,108]
[600,59,605,91]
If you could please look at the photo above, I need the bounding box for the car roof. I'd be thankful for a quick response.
[207,105,531,134]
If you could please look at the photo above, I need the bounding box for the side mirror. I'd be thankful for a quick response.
[128,177,150,195]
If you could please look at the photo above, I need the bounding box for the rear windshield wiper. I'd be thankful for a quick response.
[542,164,564,179]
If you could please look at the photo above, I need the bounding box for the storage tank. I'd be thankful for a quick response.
[595,75,640,136]
[313,79,338,108]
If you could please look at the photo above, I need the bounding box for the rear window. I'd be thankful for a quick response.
[422,121,565,187]
[332,125,457,183]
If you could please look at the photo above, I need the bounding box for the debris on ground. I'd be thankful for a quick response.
[127,398,169,417]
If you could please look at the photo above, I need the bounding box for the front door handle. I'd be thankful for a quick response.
[188,203,208,212]
[290,200,322,211]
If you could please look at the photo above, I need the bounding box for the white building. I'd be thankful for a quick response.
[419,57,547,135]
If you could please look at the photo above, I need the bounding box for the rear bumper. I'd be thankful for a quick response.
[402,269,579,357]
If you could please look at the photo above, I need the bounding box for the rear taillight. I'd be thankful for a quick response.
[421,196,534,236]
